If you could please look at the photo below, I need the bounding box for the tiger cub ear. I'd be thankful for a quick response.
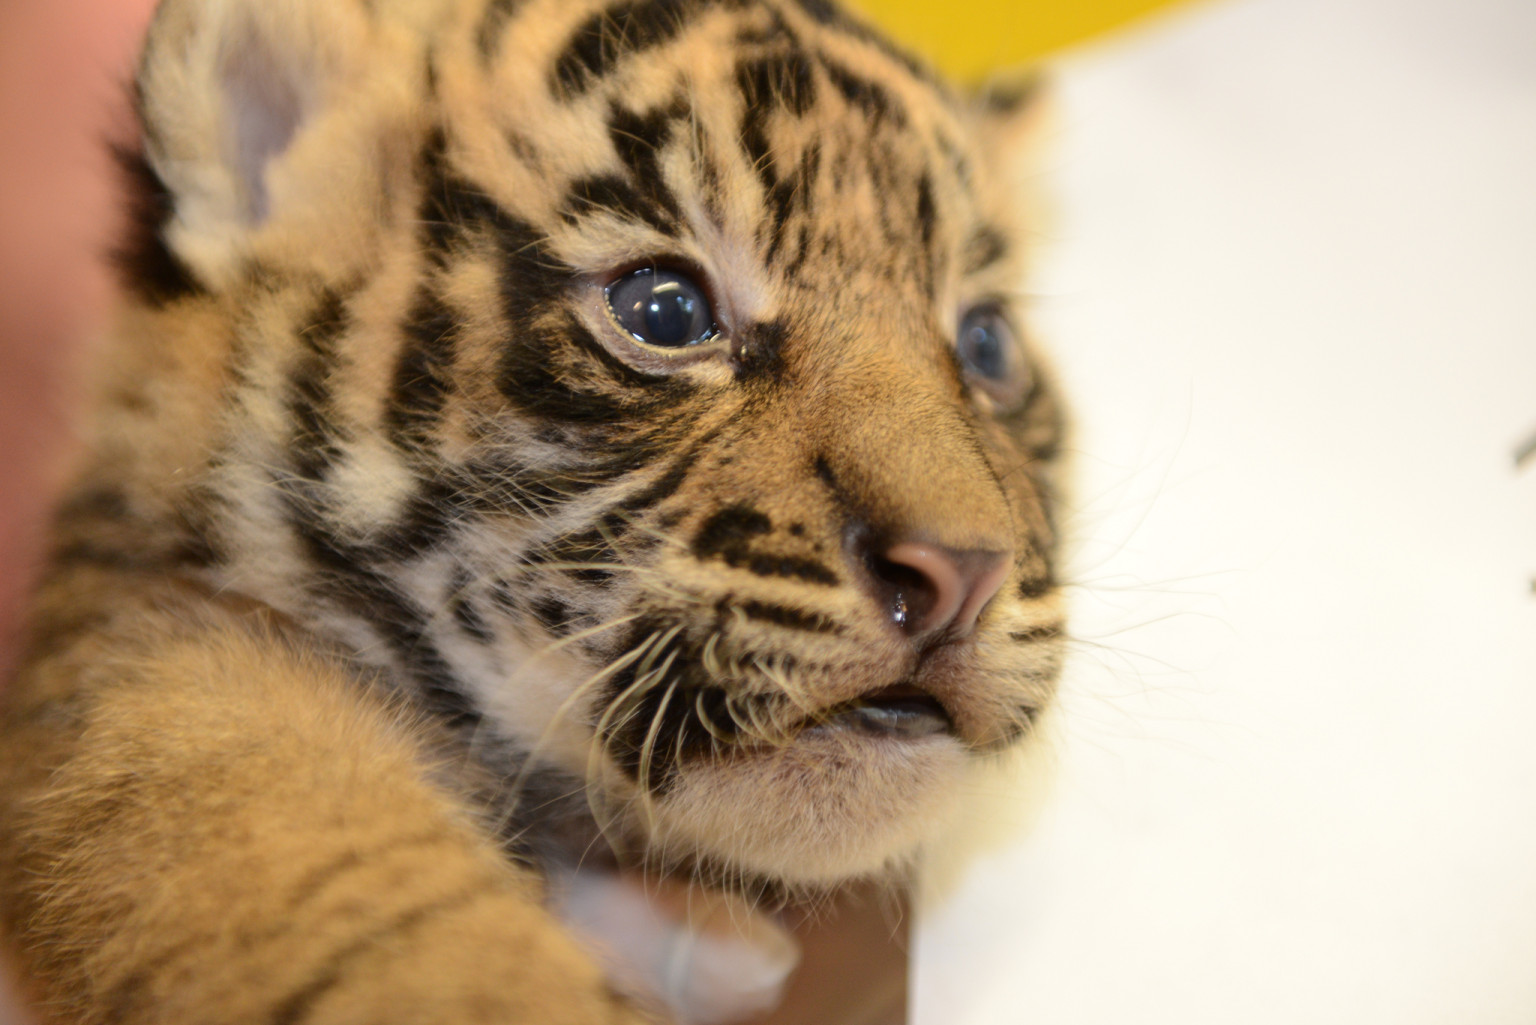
[972,72,1053,182]
[135,0,433,285]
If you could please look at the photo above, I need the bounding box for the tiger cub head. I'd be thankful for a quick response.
[125,0,1064,886]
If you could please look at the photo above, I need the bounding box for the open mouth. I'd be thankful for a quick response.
[821,683,954,738]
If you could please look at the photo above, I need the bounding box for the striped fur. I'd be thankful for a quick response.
[0,0,1065,1020]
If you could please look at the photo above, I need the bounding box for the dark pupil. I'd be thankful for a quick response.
[961,317,1007,379]
[608,268,713,347]
[645,282,696,344]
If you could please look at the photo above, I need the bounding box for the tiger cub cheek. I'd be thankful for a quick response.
[651,737,970,885]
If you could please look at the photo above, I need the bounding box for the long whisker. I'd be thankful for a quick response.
[635,676,682,829]
[584,626,682,839]
[493,627,658,835]
[507,610,644,676]
[694,688,734,743]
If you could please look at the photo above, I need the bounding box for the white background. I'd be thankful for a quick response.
[916,0,1536,1021]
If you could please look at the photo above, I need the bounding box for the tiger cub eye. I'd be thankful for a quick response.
[606,268,718,348]
[957,305,1029,409]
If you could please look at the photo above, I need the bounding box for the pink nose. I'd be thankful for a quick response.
[877,542,1012,642]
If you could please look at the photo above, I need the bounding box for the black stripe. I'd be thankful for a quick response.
[111,144,205,306]
[497,310,690,427]
[763,180,796,260]
[469,421,710,535]
[607,98,689,222]
[473,204,695,430]
[737,551,838,584]
[690,111,727,220]
[376,468,462,557]
[48,536,215,574]
[417,133,521,266]
[762,143,818,264]
[692,505,838,585]
[448,568,497,644]
[863,139,903,246]
[791,0,840,23]
[281,832,449,917]
[822,59,905,127]
[735,599,841,634]
[461,457,633,514]
[1008,623,1062,643]
[599,626,728,791]
[915,173,937,249]
[740,106,775,194]
[103,938,202,1023]
[552,0,738,99]
[790,0,935,85]
[734,55,800,196]
[561,172,678,235]
[386,285,458,451]
[531,595,575,635]
[601,637,804,792]
[54,486,130,526]
[783,222,816,280]
[495,326,626,425]
[566,314,677,390]
[48,542,146,572]
[693,505,772,557]
[453,594,496,642]
[1016,573,1054,601]
[279,482,483,730]
[269,882,496,1025]
[935,131,973,190]
[476,0,525,59]
[618,444,701,512]
[522,522,623,585]
[735,50,818,119]
[963,225,1010,275]
[489,578,521,615]
[288,289,349,482]
[813,454,838,491]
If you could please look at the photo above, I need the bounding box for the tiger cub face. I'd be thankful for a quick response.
[128,0,1064,885]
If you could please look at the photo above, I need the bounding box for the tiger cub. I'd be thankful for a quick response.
[0,0,1064,1021]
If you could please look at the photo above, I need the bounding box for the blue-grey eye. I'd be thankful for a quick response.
[605,267,717,348]
[957,306,1014,381]
[957,305,1030,410]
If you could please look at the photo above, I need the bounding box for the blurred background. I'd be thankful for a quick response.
[913,0,1536,1022]
[2,0,1533,1022]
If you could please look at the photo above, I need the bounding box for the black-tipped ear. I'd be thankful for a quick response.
[132,0,427,286]
[112,141,205,306]
[973,72,1052,175]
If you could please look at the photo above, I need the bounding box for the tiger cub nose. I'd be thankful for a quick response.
[871,541,1013,642]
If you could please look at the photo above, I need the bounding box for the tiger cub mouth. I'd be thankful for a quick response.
[805,683,954,739]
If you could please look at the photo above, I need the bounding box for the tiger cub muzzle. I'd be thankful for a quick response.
[559,341,1057,884]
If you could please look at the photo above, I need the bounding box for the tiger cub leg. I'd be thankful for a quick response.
[0,594,652,1025]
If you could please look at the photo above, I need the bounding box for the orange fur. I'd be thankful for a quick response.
[0,0,1062,1019]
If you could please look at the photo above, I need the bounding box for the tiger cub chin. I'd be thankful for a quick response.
[0,0,1064,1020]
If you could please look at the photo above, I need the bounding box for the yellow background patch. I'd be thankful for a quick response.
[849,0,1201,81]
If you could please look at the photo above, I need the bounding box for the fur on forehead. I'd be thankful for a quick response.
[133,0,1042,296]
[436,1,1021,319]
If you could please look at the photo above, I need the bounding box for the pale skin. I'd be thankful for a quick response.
[0,0,157,678]
[0,7,156,1018]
